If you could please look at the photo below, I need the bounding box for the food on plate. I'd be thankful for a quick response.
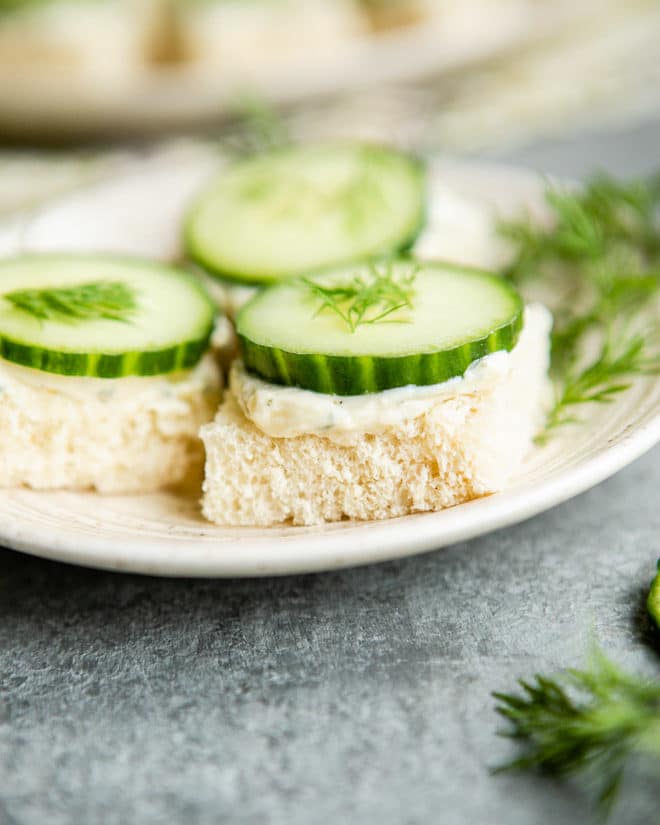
[180,0,364,70]
[0,0,422,112]
[0,1,143,80]
[0,254,220,493]
[359,0,427,32]
[201,259,551,526]
[184,143,425,298]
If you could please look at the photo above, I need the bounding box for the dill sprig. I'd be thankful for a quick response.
[5,280,138,325]
[301,261,418,333]
[541,328,660,443]
[493,648,660,812]
[501,174,660,286]
[499,171,660,441]
[224,95,291,158]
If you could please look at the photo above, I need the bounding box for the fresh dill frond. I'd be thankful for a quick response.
[5,280,138,325]
[301,261,418,333]
[501,173,660,286]
[224,95,291,158]
[493,647,660,812]
[540,329,660,443]
[499,171,660,441]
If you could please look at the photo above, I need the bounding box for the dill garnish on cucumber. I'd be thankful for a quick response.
[300,260,418,334]
[5,280,138,325]
[0,255,215,378]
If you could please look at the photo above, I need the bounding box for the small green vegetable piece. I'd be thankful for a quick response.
[493,648,660,812]
[0,255,215,378]
[237,259,523,395]
[301,260,418,333]
[5,281,137,325]
[649,561,660,631]
[185,143,425,284]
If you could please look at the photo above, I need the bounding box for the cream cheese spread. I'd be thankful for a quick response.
[232,303,552,439]
[0,350,221,405]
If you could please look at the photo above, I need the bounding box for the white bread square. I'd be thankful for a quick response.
[0,354,221,494]
[201,305,551,526]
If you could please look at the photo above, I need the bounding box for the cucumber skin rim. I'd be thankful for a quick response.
[0,335,213,379]
[183,143,427,286]
[0,253,217,378]
[236,263,525,396]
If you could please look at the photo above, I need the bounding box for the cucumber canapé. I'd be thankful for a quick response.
[236,259,524,395]
[184,143,425,285]
[0,255,215,378]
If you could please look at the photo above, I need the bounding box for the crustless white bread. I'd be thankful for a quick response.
[201,305,551,526]
[0,353,221,493]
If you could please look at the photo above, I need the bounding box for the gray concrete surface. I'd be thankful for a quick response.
[0,118,659,825]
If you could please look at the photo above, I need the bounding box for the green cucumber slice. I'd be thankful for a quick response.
[0,255,215,378]
[649,561,660,630]
[236,259,524,395]
[184,143,425,284]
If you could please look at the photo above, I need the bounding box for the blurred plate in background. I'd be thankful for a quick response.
[0,1,600,140]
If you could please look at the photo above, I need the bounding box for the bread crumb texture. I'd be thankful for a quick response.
[201,306,551,526]
[0,355,221,494]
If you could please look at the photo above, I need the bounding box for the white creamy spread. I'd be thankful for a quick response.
[232,304,552,439]
[0,351,221,405]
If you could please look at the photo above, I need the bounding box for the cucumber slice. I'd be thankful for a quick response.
[0,255,215,378]
[184,143,425,284]
[236,259,523,395]
[649,561,660,630]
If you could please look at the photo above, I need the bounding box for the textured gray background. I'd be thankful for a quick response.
[0,117,659,825]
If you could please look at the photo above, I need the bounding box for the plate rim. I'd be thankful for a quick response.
[2,396,658,578]
[0,154,658,577]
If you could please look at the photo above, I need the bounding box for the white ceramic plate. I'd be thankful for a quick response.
[0,149,658,577]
